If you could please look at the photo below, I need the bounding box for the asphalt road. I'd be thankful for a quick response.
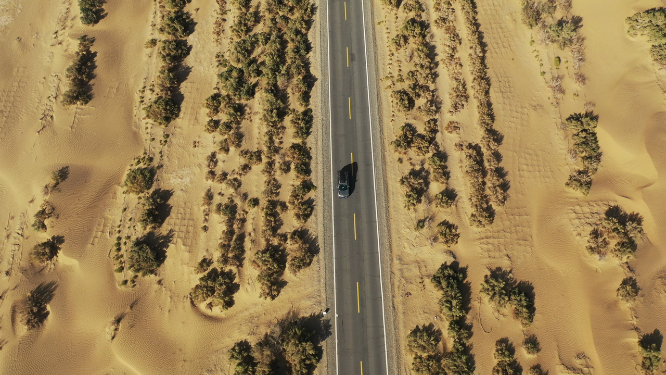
[325,0,389,373]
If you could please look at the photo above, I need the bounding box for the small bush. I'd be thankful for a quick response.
[32,201,55,232]
[127,240,163,276]
[436,220,459,247]
[407,325,441,355]
[492,339,520,375]
[523,335,541,355]
[49,166,70,191]
[158,39,191,67]
[79,0,105,26]
[639,331,662,375]
[480,269,535,326]
[144,96,181,125]
[287,229,315,273]
[586,205,643,260]
[392,89,415,112]
[195,257,213,273]
[62,35,96,106]
[31,236,65,265]
[617,277,639,303]
[145,38,158,48]
[124,167,155,194]
[19,281,58,330]
[435,188,456,208]
[291,108,313,140]
[528,364,547,375]
[139,190,169,229]
[247,197,260,208]
[159,9,194,39]
[190,267,238,310]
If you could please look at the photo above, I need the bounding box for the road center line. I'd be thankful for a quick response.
[353,213,357,240]
[344,2,347,20]
[348,97,352,119]
[360,361,364,375]
[357,282,360,313]
[346,47,349,67]
[351,152,354,174]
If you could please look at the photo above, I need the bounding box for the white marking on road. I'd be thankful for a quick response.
[360,0,391,370]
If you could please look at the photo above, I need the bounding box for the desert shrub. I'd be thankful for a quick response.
[190,267,238,310]
[241,149,263,166]
[492,339,520,375]
[520,0,541,29]
[19,281,58,330]
[62,35,96,106]
[431,263,465,321]
[586,205,643,260]
[159,9,194,39]
[79,0,105,25]
[392,89,415,112]
[617,277,639,303]
[144,96,181,125]
[139,190,169,229]
[288,180,315,224]
[435,188,457,208]
[543,18,580,49]
[145,38,158,48]
[287,229,315,273]
[253,244,285,300]
[248,197,260,208]
[412,354,444,375]
[480,269,535,326]
[155,69,178,95]
[639,332,662,375]
[650,43,666,67]
[462,143,494,227]
[566,169,592,195]
[436,220,459,247]
[286,142,312,179]
[429,152,450,183]
[124,167,155,194]
[204,119,219,134]
[158,39,191,67]
[32,201,55,232]
[399,167,429,209]
[31,236,65,265]
[391,123,418,153]
[626,8,666,44]
[195,257,213,273]
[165,0,191,9]
[203,93,223,117]
[229,340,257,375]
[523,335,541,355]
[291,109,313,140]
[528,364,547,375]
[263,177,282,199]
[127,240,164,276]
[380,0,400,9]
[444,121,461,134]
[49,166,70,191]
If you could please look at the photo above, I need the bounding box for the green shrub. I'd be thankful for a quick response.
[165,0,191,9]
[520,0,541,29]
[431,263,465,321]
[436,220,459,247]
[617,277,639,303]
[399,167,429,209]
[79,0,104,26]
[50,166,70,191]
[586,205,643,260]
[158,39,190,67]
[639,330,662,375]
[145,38,158,48]
[435,188,456,208]
[492,339,520,375]
[127,240,163,276]
[229,340,256,374]
[380,0,400,9]
[528,364,547,375]
[62,35,96,106]
[626,8,666,44]
[523,334,540,355]
[412,354,444,375]
[544,18,580,49]
[391,123,418,153]
[144,96,180,125]
[650,43,666,67]
[139,190,169,229]
[159,10,194,38]
[19,281,58,330]
[554,56,561,67]
[480,269,535,326]
[407,325,441,354]
[190,267,238,309]
[31,236,65,265]
[392,89,415,112]
[291,109,313,140]
[32,201,55,232]
[124,167,155,194]
[248,197,260,208]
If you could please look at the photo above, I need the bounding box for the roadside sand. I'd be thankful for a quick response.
[0,0,328,373]
[374,0,666,373]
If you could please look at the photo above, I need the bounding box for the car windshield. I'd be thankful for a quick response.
[338,184,348,190]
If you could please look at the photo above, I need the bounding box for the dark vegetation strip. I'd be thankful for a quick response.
[563,112,601,195]
[62,36,97,106]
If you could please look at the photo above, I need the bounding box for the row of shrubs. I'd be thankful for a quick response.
[228,313,323,374]
[62,35,97,106]
[587,205,644,260]
[143,0,194,125]
[30,167,71,265]
[459,142,494,227]
[521,0,586,86]
[433,0,469,115]
[406,263,475,374]
[626,8,666,68]
[458,0,510,212]
[479,268,535,326]
[563,112,601,195]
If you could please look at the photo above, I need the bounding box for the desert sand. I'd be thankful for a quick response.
[375,0,666,373]
[0,0,328,374]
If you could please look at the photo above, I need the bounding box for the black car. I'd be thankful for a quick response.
[337,169,350,199]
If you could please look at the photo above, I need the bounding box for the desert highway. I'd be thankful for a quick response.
[326,0,389,373]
